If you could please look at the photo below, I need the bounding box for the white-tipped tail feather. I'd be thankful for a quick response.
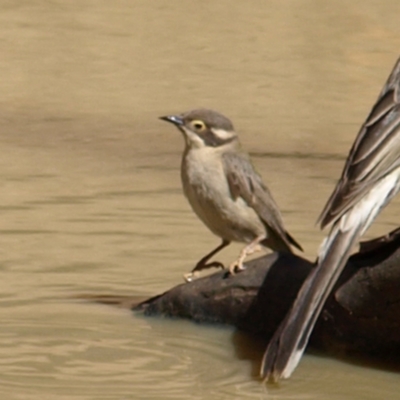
[261,169,400,381]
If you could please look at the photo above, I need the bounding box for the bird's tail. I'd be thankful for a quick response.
[260,221,362,381]
[260,170,400,381]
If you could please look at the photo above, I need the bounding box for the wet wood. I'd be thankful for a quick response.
[133,228,400,359]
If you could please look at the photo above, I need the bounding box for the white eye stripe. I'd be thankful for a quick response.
[211,128,236,140]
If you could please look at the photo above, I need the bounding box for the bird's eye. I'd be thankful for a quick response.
[191,120,206,131]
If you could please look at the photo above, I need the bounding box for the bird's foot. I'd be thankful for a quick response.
[228,260,246,275]
[183,271,199,283]
[228,238,264,276]
[184,261,225,283]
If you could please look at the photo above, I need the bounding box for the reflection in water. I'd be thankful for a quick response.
[0,1,400,399]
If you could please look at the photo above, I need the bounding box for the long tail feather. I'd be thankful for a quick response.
[260,170,400,381]
[260,222,361,381]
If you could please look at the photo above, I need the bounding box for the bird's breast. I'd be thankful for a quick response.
[180,148,265,242]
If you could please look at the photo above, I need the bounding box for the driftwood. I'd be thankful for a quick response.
[134,228,400,363]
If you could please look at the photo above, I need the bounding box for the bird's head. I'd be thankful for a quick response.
[160,109,238,150]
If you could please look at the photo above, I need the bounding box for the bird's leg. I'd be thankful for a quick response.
[229,234,266,275]
[184,239,230,282]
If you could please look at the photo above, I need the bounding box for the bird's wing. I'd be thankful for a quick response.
[261,57,400,382]
[318,57,400,228]
[261,167,400,381]
[222,151,302,252]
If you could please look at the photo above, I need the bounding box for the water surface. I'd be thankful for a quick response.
[1,1,400,399]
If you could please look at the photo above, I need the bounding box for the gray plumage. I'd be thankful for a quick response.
[223,151,300,252]
[160,108,302,280]
[261,56,400,381]
[319,60,400,228]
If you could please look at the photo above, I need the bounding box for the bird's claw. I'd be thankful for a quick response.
[228,261,246,275]
[184,261,226,283]
[183,271,199,283]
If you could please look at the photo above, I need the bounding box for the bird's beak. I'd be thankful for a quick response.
[159,115,184,126]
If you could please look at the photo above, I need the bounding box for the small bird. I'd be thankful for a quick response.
[261,56,400,382]
[160,109,302,281]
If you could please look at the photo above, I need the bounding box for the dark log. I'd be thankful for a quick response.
[134,228,400,361]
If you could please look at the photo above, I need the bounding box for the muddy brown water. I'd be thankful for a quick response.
[1,1,400,399]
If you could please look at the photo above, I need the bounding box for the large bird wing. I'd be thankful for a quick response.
[222,151,302,252]
[318,57,400,229]
[261,57,400,382]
